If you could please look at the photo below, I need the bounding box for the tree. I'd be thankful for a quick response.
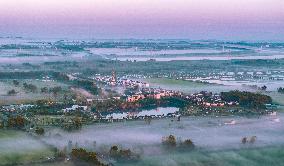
[109,146,139,161]
[109,145,119,157]
[12,80,20,86]
[23,82,37,92]
[278,87,284,93]
[162,135,177,147]
[71,148,107,166]
[182,139,195,149]
[35,127,45,135]
[220,90,272,109]
[7,89,17,95]
[261,85,267,91]
[8,116,25,129]
[50,86,62,97]
[41,87,48,93]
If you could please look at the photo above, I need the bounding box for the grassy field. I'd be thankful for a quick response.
[0,79,71,105]
[144,78,236,93]
[0,130,55,166]
[266,92,284,106]
[117,146,284,166]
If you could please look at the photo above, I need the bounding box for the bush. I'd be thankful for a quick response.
[35,127,45,135]
[162,135,177,147]
[181,139,195,149]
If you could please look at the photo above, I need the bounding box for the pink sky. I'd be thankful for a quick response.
[0,0,284,40]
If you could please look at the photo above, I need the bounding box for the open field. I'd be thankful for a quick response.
[0,130,55,166]
[0,79,71,105]
[35,112,284,166]
[265,92,284,106]
[143,78,252,93]
[117,146,284,166]
[144,78,284,106]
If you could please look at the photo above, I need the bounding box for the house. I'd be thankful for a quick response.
[62,105,88,112]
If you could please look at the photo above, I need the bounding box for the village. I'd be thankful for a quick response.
[0,68,276,130]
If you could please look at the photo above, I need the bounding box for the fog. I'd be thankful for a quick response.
[37,113,284,164]
[1,113,284,165]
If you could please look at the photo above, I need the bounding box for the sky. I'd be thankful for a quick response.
[0,0,284,41]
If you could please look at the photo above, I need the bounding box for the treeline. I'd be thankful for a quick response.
[54,44,85,51]
[94,97,190,113]
[232,59,281,66]
[221,91,272,109]
[0,71,47,79]
[0,71,70,80]
[137,97,189,109]
[0,44,38,49]
[73,80,101,95]
[0,116,26,129]
[23,82,37,92]
[70,148,107,166]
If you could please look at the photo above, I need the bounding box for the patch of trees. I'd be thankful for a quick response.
[137,97,189,109]
[35,127,45,135]
[260,85,267,91]
[55,44,85,51]
[23,82,37,92]
[0,44,38,49]
[94,99,124,112]
[41,87,49,93]
[109,145,140,162]
[232,59,281,66]
[93,96,189,114]
[52,72,70,81]
[0,71,46,79]
[62,117,82,131]
[12,80,20,86]
[44,61,79,68]
[160,97,189,108]
[71,148,107,166]
[7,116,26,129]
[41,86,63,97]
[278,87,284,94]
[221,90,272,109]
[137,98,157,109]
[7,89,17,95]
[241,136,257,144]
[162,135,195,150]
[74,80,101,95]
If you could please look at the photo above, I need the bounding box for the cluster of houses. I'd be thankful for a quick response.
[62,105,88,113]
[0,104,36,112]
[169,70,284,82]
[125,88,180,102]
[186,92,239,107]
[119,79,150,88]
[93,72,150,88]
[92,74,117,86]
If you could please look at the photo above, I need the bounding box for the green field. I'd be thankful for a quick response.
[118,146,284,166]
[144,78,236,93]
[0,130,55,166]
[0,79,71,105]
[266,92,284,106]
